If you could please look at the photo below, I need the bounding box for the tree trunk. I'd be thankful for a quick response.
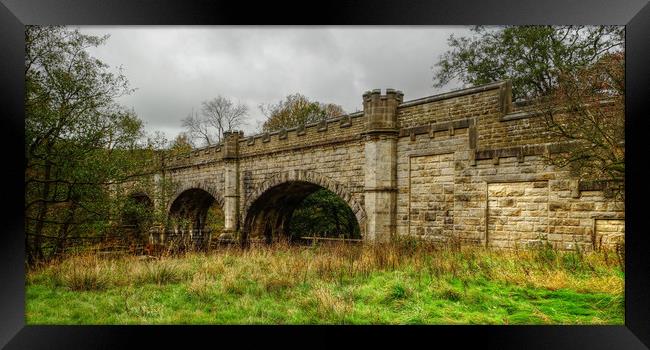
[328,204,342,237]
[29,158,52,264]
[54,200,78,257]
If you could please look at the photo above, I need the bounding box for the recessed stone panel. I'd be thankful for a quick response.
[487,181,548,249]
[409,153,455,239]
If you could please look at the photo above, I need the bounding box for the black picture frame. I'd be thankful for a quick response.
[2,0,649,348]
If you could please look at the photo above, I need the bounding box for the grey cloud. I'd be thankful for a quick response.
[78,26,471,139]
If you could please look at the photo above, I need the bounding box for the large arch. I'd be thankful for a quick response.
[242,170,366,242]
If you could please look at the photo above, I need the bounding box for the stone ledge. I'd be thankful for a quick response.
[398,118,472,138]
[397,80,508,109]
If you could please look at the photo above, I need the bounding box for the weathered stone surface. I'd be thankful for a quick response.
[130,81,623,251]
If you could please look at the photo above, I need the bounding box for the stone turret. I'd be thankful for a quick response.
[222,130,243,159]
[363,89,402,242]
[363,88,403,133]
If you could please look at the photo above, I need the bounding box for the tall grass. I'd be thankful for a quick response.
[26,237,625,324]
[27,237,624,293]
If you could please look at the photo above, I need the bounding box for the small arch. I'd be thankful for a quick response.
[166,181,224,215]
[242,170,366,243]
[166,183,224,248]
[121,192,155,242]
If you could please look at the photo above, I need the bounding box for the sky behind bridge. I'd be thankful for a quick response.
[78,26,472,144]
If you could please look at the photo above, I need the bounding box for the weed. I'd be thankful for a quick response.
[440,288,463,302]
[62,265,109,291]
[387,283,410,301]
[137,261,181,286]
[187,272,215,300]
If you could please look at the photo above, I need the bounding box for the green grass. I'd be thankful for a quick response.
[25,240,624,324]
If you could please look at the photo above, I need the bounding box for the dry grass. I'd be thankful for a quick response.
[28,237,624,294]
[26,237,624,325]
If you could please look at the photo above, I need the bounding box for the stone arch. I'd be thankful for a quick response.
[242,170,366,241]
[166,180,224,215]
[127,190,154,204]
[166,181,226,243]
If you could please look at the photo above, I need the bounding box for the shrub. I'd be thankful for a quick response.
[534,241,558,267]
[387,283,410,301]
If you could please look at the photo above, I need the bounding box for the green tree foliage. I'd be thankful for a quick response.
[204,205,225,237]
[25,26,160,263]
[259,93,345,132]
[433,25,624,101]
[169,132,194,155]
[288,189,361,240]
[121,194,155,239]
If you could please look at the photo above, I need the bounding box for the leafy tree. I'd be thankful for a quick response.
[289,189,360,240]
[25,26,159,263]
[259,93,359,238]
[259,93,345,132]
[257,95,355,239]
[433,25,624,101]
[539,51,624,197]
[204,205,225,238]
[121,193,155,240]
[434,25,625,198]
[169,132,194,155]
[182,96,248,146]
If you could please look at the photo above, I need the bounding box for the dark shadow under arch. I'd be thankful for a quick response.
[242,180,362,244]
[243,170,366,236]
[167,188,223,247]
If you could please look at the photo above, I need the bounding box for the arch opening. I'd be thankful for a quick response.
[243,181,361,244]
[167,188,224,249]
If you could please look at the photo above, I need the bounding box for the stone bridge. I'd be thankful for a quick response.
[133,81,624,250]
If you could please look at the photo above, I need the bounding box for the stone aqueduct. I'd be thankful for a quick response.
[130,81,624,250]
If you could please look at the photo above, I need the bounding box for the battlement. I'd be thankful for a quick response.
[362,88,404,103]
[164,81,516,169]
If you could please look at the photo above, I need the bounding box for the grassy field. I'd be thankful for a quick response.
[26,239,625,325]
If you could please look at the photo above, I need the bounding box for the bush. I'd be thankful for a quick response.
[187,272,215,300]
[439,288,463,302]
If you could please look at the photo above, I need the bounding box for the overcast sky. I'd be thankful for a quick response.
[78,26,472,142]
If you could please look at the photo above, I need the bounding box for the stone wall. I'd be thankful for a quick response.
[238,142,367,233]
[152,80,624,250]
